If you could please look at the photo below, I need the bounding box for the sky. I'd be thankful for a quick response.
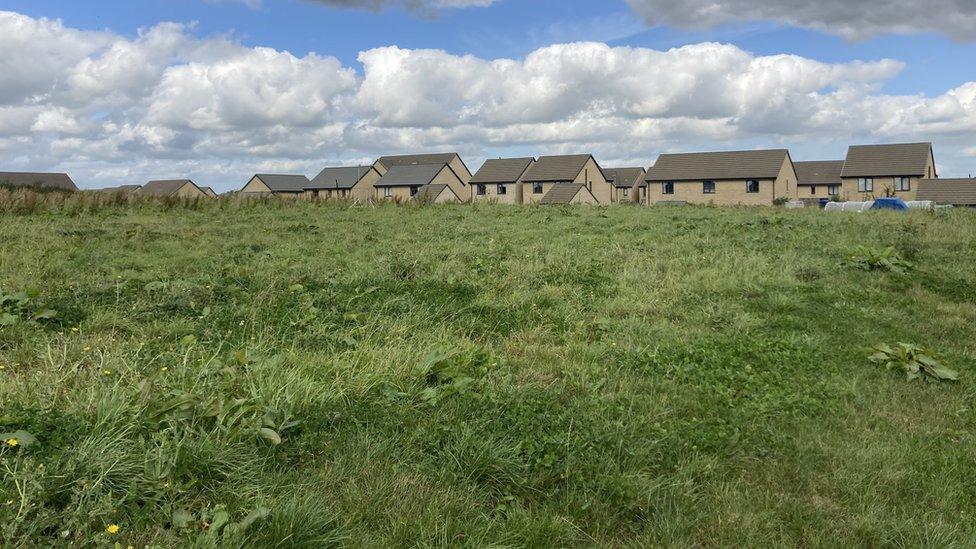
[1,0,975,190]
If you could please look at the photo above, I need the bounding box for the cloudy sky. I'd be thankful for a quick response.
[2,0,975,190]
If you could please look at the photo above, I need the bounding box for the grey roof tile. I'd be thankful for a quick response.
[794,160,844,185]
[646,149,790,181]
[375,164,446,188]
[603,167,647,188]
[252,174,309,193]
[522,155,594,182]
[840,143,933,178]
[308,166,374,190]
[539,183,587,204]
[138,180,198,197]
[917,179,976,205]
[0,172,77,191]
[471,157,535,184]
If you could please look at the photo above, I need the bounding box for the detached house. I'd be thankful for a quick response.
[645,149,797,206]
[795,160,844,200]
[603,168,647,204]
[470,157,535,204]
[200,187,218,198]
[520,154,611,205]
[917,178,976,207]
[137,179,207,198]
[373,163,464,203]
[240,174,311,197]
[840,143,936,201]
[373,153,472,201]
[0,172,77,192]
[307,166,381,202]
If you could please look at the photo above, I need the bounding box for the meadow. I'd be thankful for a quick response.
[2,194,975,547]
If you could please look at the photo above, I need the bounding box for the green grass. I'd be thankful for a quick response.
[2,200,976,547]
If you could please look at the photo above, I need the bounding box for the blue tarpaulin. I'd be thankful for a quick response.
[871,198,910,211]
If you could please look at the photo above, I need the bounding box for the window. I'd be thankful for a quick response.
[410,186,419,197]
[476,184,486,196]
[746,180,759,193]
[894,177,910,192]
[532,182,543,194]
[662,182,674,195]
[703,181,716,194]
[857,177,873,192]
[828,184,840,196]
[383,187,392,198]
[622,188,629,197]
[497,184,507,195]
[810,186,817,195]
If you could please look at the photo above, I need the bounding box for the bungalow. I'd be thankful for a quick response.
[200,187,218,198]
[794,160,844,200]
[917,178,976,207]
[470,157,535,204]
[839,142,936,201]
[520,154,611,205]
[603,168,647,204]
[413,184,461,205]
[645,149,796,206]
[307,166,381,202]
[240,174,310,197]
[373,163,466,203]
[374,153,473,201]
[97,184,142,194]
[0,172,77,192]
[137,179,208,198]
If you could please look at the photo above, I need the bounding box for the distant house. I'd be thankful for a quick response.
[413,184,461,205]
[839,143,936,201]
[373,164,465,203]
[373,153,472,201]
[307,166,382,202]
[240,174,310,197]
[520,155,611,205]
[795,160,844,200]
[137,179,207,198]
[645,149,796,206]
[603,167,647,204]
[0,172,77,192]
[200,187,218,198]
[97,184,142,194]
[470,157,535,204]
[917,178,976,207]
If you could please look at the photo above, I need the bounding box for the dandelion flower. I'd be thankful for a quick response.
[83,346,92,352]
[71,327,79,332]
[103,370,112,376]
[5,438,18,447]
[160,367,168,372]
[106,524,120,534]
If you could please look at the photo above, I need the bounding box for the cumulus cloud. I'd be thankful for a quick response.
[1,10,975,190]
[625,0,976,41]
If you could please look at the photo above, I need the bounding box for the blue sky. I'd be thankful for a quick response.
[1,0,975,188]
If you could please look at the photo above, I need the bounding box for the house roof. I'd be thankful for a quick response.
[139,180,198,197]
[470,157,535,184]
[200,187,217,197]
[0,172,77,191]
[646,149,790,182]
[413,184,458,204]
[522,154,595,182]
[603,167,647,188]
[308,166,375,190]
[253,174,309,193]
[917,179,976,205]
[539,183,589,205]
[794,161,844,186]
[840,143,933,178]
[98,184,141,193]
[375,153,460,170]
[374,164,446,188]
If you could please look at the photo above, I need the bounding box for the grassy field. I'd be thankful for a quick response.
[2,198,975,547]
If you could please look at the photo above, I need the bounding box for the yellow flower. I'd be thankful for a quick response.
[106,524,120,534]
[5,438,18,447]
[71,327,79,332]
[160,367,168,372]
[83,346,92,352]
[103,370,112,376]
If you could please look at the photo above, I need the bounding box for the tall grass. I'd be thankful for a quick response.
[1,201,975,546]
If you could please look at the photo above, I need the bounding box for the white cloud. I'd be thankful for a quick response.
[0,10,975,190]
[625,0,976,40]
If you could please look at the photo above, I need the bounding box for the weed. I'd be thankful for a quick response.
[844,245,915,273]
[869,343,959,382]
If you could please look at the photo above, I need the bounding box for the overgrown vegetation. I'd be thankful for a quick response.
[1,198,974,546]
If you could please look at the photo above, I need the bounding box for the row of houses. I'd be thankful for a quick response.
[3,142,975,206]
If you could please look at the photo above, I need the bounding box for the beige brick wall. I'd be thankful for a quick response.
[472,182,520,204]
[241,177,272,194]
[572,158,612,204]
[840,176,921,201]
[521,181,555,204]
[647,178,777,205]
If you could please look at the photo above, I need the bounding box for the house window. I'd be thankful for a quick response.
[810,186,817,195]
[383,187,392,198]
[828,184,840,196]
[858,177,873,192]
[746,180,759,193]
[410,186,420,197]
[703,181,716,194]
[662,182,674,195]
[894,177,910,192]
[497,184,507,195]
[532,182,543,194]
[622,188,629,197]
[476,184,486,196]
